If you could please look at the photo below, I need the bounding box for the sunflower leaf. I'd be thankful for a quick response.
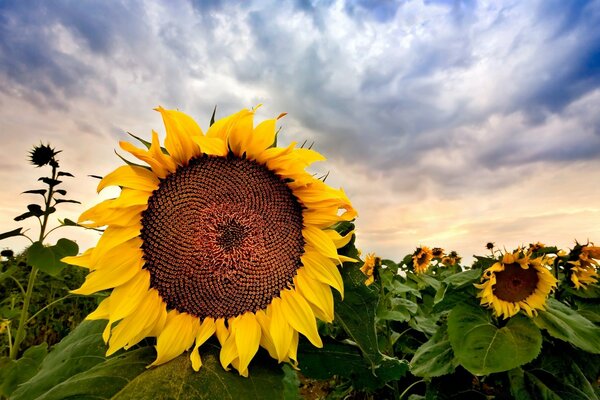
[447,302,542,375]
[22,189,47,196]
[11,320,110,400]
[533,298,600,354]
[0,227,23,241]
[112,343,286,400]
[298,339,407,391]
[410,324,457,378]
[0,343,47,398]
[27,241,56,275]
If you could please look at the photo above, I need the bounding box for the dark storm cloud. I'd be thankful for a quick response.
[0,0,147,108]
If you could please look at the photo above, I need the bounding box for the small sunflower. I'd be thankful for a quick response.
[441,250,461,267]
[568,245,600,289]
[474,250,558,319]
[431,247,444,259]
[29,143,60,167]
[359,253,379,286]
[64,106,356,376]
[412,246,433,274]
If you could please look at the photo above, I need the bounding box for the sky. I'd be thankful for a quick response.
[1,0,600,264]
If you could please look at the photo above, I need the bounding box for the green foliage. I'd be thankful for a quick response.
[448,303,542,375]
[409,325,456,378]
[0,343,47,397]
[534,298,600,354]
[12,320,288,400]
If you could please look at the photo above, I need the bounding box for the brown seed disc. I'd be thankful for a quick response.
[492,262,539,302]
[140,155,305,319]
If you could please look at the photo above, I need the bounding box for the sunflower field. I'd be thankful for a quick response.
[1,107,599,400]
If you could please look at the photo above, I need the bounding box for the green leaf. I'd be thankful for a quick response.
[22,189,47,196]
[282,364,301,400]
[26,239,78,276]
[113,344,285,400]
[0,227,23,241]
[523,369,596,400]
[59,218,78,226]
[389,280,422,298]
[14,211,35,221]
[114,150,148,168]
[54,199,81,204]
[0,343,47,397]
[11,320,109,400]
[410,324,456,378]
[23,348,155,400]
[127,132,152,149]
[508,368,535,400]
[380,297,418,321]
[442,269,481,288]
[316,241,407,389]
[27,241,56,275]
[533,298,600,354]
[0,266,18,283]
[210,105,217,127]
[38,177,62,187]
[447,303,542,375]
[298,340,407,391]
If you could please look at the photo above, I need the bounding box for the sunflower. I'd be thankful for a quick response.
[63,106,356,376]
[359,253,379,286]
[441,250,461,267]
[412,246,433,274]
[474,250,558,319]
[568,245,600,289]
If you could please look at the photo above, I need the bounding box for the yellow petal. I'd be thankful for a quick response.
[107,290,163,355]
[246,118,276,159]
[301,250,344,298]
[87,297,110,321]
[119,140,169,179]
[215,318,229,346]
[254,310,278,360]
[226,109,254,157]
[280,289,322,348]
[71,245,143,295]
[156,106,203,165]
[235,312,261,374]
[220,318,239,371]
[268,298,294,362]
[61,248,94,269]
[108,270,151,323]
[91,224,142,264]
[325,229,354,249]
[97,165,159,193]
[190,318,216,371]
[303,226,339,260]
[149,130,177,174]
[151,311,199,367]
[191,136,228,156]
[294,268,334,323]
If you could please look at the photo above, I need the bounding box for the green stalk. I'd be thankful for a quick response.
[9,164,57,360]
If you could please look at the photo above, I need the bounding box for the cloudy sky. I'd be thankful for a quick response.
[1,0,599,263]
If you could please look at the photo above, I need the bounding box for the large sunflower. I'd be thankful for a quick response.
[64,106,356,376]
[474,250,557,319]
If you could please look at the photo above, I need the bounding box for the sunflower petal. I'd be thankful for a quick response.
[192,136,228,156]
[246,118,276,158]
[156,106,203,165]
[235,312,261,374]
[301,250,344,298]
[294,269,334,322]
[303,226,339,260]
[190,318,216,371]
[151,311,199,367]
[280,289,322,348]
[97,165,159,193]
[268,298,293,362]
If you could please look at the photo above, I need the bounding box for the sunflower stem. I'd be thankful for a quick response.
[9,163,57,359]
